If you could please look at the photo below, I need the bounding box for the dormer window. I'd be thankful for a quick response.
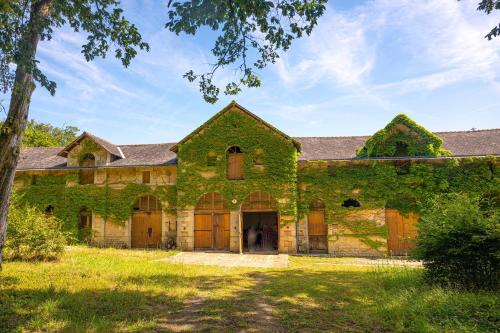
[227,146,243,180]
[79,153,95,185]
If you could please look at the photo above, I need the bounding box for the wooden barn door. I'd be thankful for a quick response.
[386,209,419,256]
[194,213,230,250]
[194,193,230,251]
[194,214,213,249]
[308,210,328,252]
[213,213,230,250]
[131,195,162,248]
[131,211,162,248]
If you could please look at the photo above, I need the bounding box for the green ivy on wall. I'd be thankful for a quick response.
[13,173,177,238]
[357,114,451,158]
[176,107,298,218]
[298,157,498,218]
[298,157,498,251]
[68,139,102,163]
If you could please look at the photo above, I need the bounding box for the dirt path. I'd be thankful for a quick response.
[156,272,285,332]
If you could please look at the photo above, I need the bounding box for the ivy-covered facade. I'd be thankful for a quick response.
[13,102,500,256]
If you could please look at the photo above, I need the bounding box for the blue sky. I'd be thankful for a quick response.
[2,0,500,144]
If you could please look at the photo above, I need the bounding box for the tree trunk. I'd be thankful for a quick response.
[0,0,52,269]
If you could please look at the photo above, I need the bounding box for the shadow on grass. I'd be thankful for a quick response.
[1,267,497,332]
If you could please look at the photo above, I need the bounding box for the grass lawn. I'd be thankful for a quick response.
[1,247,498,332]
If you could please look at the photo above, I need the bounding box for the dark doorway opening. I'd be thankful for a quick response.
[243,212,278,253]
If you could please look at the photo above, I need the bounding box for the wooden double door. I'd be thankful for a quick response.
[131,211,162,248]
[386,209,419,256]
[308,209,328,253]
[194,213,230,250]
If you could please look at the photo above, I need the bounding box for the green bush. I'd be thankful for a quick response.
[413,193,499,290]
[4,205,67,261]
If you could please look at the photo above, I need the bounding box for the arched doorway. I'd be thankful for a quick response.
[194,192,230,250]
[241,191,278,253]
[308,199,327,253]
[131,194,162,248]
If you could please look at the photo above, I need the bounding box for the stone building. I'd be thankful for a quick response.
[14,102,500,256]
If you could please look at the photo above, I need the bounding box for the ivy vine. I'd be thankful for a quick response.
[176,108,298,218]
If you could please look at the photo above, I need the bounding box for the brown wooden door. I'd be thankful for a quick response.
[213,213,230,250]
[386,209,419,256]
[227,153,243,179]
[147,211,162,248]
[194,214,213,249]
[195,213,230,250]
[308,210,328,252]
[80,159,95,185]
[131,212,161,248]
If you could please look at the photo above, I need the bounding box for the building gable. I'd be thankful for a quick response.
[58,132,124,167]
[356,114,449,158]
[170,101,301,153]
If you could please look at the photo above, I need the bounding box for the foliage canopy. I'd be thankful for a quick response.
[413,193,499,290]
[4,201,66,261]
[166,0,327,102]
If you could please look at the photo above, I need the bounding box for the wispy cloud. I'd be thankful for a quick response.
[275,11,376,88]
[274,0,500,94]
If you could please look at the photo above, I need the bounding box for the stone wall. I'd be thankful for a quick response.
[329,208,387,257]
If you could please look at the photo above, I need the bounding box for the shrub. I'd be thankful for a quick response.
[4,205,67,261]
[413,193,499,290]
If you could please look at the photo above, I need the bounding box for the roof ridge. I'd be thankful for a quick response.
[22,146,65,149]
[118,142,175,146]
[435,128,500,134]
[84,131,118,147]
[294,135,370,139]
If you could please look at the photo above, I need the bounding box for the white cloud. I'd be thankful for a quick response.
[274,0,500,94]
[275,11,375,88]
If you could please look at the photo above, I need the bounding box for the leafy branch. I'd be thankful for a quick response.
[166,0,327,103]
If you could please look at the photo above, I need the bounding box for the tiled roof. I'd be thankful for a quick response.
[17,147,67,170]
[295,129,500,160]
[58,132,123,158]
[16,129,499,170]
[110,143,177,166]
[17,143,176,170]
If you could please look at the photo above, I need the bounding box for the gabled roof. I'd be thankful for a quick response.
[16,129,499,171]
[18,143,177,170]
[295,129,500,160]
[357,113,445,157]
[57,131,124,158]
[170,101,301,152]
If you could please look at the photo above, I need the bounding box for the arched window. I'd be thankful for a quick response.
[342,198,361,208]
[133,194,161,212]
[79,153,95,185]
[227,146,243,180]
[196,192,227,211]
[241,191,277,211]
[310,199,326,210]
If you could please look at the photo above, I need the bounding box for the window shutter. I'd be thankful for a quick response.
[227,153,243,180]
